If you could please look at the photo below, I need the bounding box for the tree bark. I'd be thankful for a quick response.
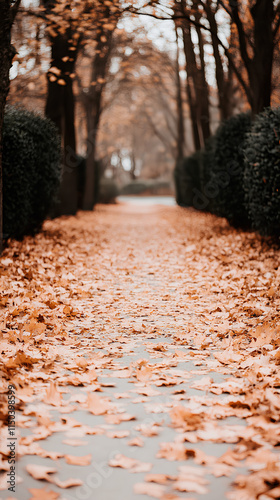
[0,0,20,252]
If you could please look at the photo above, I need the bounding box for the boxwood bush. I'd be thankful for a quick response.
[210,112,252,226]
[195,135,216,212]
[174,151,203,207]
[98,178,119,204]
[3,106,61,240]
[244,107,280,236]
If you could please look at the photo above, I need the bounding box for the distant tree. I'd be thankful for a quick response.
[77,14,117,210]
[97,30,183,178]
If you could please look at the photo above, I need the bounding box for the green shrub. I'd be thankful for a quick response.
[193,135,216,212]
[244,107,280,236]
[98,178,119,203]
[209,113,252,226]
[174,151,203,207]
[3,106,61,239]
[121,181,149,195]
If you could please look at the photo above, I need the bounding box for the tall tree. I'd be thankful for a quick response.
[175,26,185,160]
[175,0,211,150]
[80,22,115,210]
[0,0,21,253]
[42,0,120,213]
[44,9,81,215]
[202,1,234,119]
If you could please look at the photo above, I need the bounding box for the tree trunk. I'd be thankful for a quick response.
[83,110,99,210]
[194,9,211,142]
[226,0,275,115]
[45,30,79,215]
[250,0,274,114]
[82,30,113,210]
[204,1,233,120]
[0,0,19,252]
[130,151,137,180]
[181,21,202,150]
[179,0,211,150]
[175,26,185,161]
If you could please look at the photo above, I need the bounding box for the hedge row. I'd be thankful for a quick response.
[174,107,280,236]
[3,106,61,240]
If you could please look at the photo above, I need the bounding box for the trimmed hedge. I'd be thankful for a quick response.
[174,151,203,207]
[209,113,252,226]
[98,178,119,204]
[244,107,280,236]
[3,107,61,240]
[174,107,280,238]
[197,135,216,212]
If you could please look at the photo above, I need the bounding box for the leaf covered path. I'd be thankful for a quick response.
[1,201,280,500]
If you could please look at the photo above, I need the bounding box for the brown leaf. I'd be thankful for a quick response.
[87,393,111,415]
[108,454,153,473]
[44,382,62,406]
[134,482,166,498]
[26,464,57,481]
[107,430,130,438]
[64,454,92,465]
[28,487,60,500]
[128,437,144,447]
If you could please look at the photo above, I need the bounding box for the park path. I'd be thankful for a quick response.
[0,199,280,500]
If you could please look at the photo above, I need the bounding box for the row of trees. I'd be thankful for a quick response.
[172,0,280,154]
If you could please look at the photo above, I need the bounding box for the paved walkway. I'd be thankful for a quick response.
[0,200,279,500]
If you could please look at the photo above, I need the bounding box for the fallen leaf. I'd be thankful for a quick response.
[64,454,92,466]
[108,454,153,473]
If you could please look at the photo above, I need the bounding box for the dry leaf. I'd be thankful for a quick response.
[134,482,166,498]
[64,454,92,466]
[108,454,153,473]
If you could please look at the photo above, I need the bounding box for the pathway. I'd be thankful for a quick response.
[0,200,280,500]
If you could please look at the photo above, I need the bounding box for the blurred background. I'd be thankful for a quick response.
[7,1,279,209]
[0,0,279,245]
